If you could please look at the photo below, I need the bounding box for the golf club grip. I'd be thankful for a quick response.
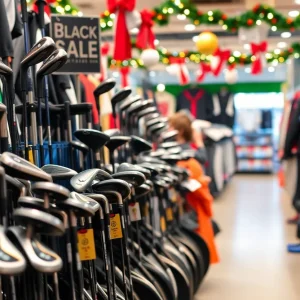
[20,0,28,23]
[36,0,45,29]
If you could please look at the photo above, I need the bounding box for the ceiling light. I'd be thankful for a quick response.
[192,35,199,42]
[289,10,299,17]
[157,84,165,92]
[245,67,251,73]
[281,32,292,38]
[268,66,275,72]
[244,44,250,50]
[131,28,139,34]
[154,39,159,46]
[277,42,287,48]
[184,24,196,31]
[112,72,119,78]
[274,49,281,54]
[177,14,186,20]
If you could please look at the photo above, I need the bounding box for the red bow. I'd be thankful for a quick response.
[251,41,268,75]
[197,62,211,82]
[212,48,231,76]
[33,0,56,16]
[101,43,110,56]
[107,0,136,61]
[169,57,189,85]
[120,66,130,87]
[136,9,155,49]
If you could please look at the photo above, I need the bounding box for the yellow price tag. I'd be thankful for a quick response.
[110,214,123,239]
[77,229,96,261]
[160,216,166,232]
[166,208,173,222]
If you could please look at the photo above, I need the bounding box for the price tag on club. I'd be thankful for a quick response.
[128,202,141,222]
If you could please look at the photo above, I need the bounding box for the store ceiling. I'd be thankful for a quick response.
[72,0,300,69]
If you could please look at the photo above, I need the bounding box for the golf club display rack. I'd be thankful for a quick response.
[0,1,212,299]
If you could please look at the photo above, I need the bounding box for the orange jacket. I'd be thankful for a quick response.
[178,158,220,264]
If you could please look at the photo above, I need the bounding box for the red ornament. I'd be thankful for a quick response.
[253,4,260,12]
[222,14,227,20]
[291,27,295,32]
[247,19,254,26]
[197,10,203,16]
[287,18,293,24]
[231,28,237,32]
[271,18,277,24]
[289,48,294,53]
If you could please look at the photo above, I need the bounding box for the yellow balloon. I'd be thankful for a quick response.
[196,32,219,55]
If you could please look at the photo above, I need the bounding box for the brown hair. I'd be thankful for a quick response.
[169,112,193,142]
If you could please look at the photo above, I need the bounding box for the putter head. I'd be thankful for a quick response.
[70,192,100,214]
[74,129,110,152]
[70,169,112,193]
[94,78,116,98]
[21,37,56,68]
[0,152,52,182]
[41,165,78,180]
[0,60,13,77]
[37,49,68,78]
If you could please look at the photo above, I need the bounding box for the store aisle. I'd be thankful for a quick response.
[196,175,300,300]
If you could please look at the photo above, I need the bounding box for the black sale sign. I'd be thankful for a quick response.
[50,15,100,74]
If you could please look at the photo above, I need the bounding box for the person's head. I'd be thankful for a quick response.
[168,112,193,143]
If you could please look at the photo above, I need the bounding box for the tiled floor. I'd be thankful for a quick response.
[195,174,300,300]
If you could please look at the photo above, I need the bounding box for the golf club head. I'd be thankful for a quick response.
[70,192,100,214]
[56,198,95,217]
[119,95,142,112]
[103,129,121,137]
[84,193,110,214]
[92,179,131,200]
[159,142,179,150]
[37,48,68,78]
[112,171,146,187]
[0,226,26,275]
[0,152,52,182]
[130,136,152,155]
[74,129,110,152]
[160,130,179,142]
[111,87,132,117]
[70,169,112,193]
[41,164,78,180]
[0,60,13,77]
[137,106,157,119]
[21,37,56,68]
[94,78,116,98]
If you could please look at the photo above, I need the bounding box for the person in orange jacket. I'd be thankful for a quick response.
[169,112,220,264]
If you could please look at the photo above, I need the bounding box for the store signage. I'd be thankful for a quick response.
[50,15,101,74]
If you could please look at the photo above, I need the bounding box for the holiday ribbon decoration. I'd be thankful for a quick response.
[251,41,268,75]
[211,48,231,76]
[197,62,211,82]
[107,0,136,61]
[120,66,130,87]
[169,57,190,85]
[136,9,156,49]
[33,0,56,16]
[100,43,110,81]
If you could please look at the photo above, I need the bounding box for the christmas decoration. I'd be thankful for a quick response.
[211,48,231,76]
[195,32,219,55]
[169,57,190,85]
[197,62,211,82]
[140,49,160,68]
[136,9,156,49]
[107,0,136,61]
[100,43,110,81]
[251,41,268,74]
[224,65,238,84]
[125,9,142,31]
[120,66,130,87]
[238,23,269,44]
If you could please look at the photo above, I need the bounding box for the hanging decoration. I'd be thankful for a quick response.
[106,0,136,61]
[211,48,231,76]
[224,65,238,84]
[140,49,160,67]
[195,32,219,55]
[100,43,110,81]
[168,57,190,85]
[120,66,130,87]
[136,9,156,49]
[250,41,268,74]
[196,62,211,82]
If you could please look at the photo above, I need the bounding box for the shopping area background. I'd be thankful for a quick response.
[1,0,300,299]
